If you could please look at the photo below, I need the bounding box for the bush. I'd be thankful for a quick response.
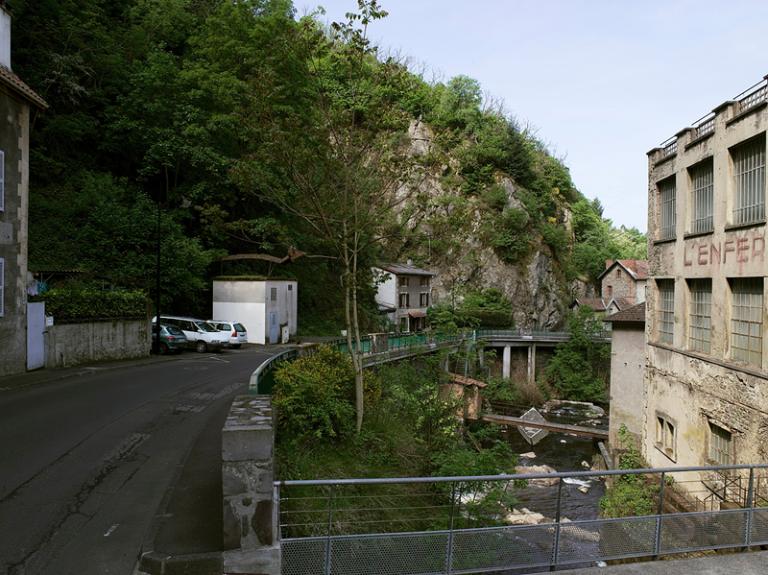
[600,426,658,518]
[273,346,357,441]
[34,286,147,321]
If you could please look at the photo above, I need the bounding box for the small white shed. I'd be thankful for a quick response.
[212,278,298,345]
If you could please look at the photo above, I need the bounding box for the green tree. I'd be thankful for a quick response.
[541,307,609,402]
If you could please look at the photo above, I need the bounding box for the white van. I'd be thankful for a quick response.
[152,315,229,353]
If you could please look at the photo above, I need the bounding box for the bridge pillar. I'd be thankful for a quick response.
[502,345,511,380]
[527,344,537,384]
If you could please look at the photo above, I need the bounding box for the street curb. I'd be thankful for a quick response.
[138,550,222,575]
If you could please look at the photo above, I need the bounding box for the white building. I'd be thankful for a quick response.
[212,278,297,345]
[373,261,435,332]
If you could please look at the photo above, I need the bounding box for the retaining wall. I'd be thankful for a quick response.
[45,318,150,368]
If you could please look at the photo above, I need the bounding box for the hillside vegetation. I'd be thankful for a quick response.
[15,0,645,329]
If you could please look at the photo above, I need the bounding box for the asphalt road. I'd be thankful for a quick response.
[0,346,277,575]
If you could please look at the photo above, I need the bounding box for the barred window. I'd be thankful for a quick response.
[688,279,712,353]
[690,160,714,233]
[708,422,732,466]
[658,178,676,240]
[657,279,675,344]
[732,138,765,225]
[730,278,763,366]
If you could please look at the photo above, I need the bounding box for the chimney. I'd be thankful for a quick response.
[605,259,614,270]
[0,3,10,70]
[406,258,413,266]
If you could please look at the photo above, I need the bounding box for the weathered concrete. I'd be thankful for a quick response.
[645,82,768,498]
[44,318,150,368]
[607,323,646,449]
[221,395,280,575]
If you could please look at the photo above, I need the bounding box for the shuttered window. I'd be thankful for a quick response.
[688,279,712,353]
[690,160,714,233]
[730,278,763,366]
[658,178,676,240]
[732,138,766,225]
[657,279,675,344]
[709,423,732,466]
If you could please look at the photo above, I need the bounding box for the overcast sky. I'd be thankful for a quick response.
[299,0,768,232]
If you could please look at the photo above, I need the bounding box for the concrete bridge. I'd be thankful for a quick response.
[249,329,610,393]
[476,328,610,384]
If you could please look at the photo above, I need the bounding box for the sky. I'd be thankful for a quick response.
[298,0,768,232]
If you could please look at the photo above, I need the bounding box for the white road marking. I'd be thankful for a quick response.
[103,524,120,537]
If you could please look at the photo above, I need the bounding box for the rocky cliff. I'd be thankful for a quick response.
[393,120,592,329]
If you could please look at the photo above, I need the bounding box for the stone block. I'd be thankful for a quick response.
[222,427,273,462]
[223,497,242,550]
[222,546,281,575]
[222,461,274,496]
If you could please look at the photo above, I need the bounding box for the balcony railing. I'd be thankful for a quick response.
[737,80,768,113]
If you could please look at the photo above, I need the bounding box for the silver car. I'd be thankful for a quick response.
[209,320,248,348]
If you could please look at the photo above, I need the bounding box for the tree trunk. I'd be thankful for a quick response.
[351,248,364,433]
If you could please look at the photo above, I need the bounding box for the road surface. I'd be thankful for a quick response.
[0,347,275,575]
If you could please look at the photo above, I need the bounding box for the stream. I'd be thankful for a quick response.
[480,401,609,572]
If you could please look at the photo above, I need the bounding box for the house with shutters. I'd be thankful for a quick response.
[0,3,47,376]
[373,261,435,332]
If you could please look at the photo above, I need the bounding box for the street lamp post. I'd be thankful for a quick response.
[152,196,161,354]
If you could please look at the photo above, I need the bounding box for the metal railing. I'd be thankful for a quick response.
[279,464,768,575]
[251,328,606,394]
[737,79,768,113]
[693,114,715,139]
[660,138,678,159]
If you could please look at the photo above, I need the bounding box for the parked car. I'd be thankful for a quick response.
[152,315,229,353]
[209,320,248,348]
[152,324,188,354]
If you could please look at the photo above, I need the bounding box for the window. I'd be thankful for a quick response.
[658,178,676,240]
[657,279,675,344]
[398,276,409,288]
[655,413,676,460]
[399,317,408,332]
[270,287,277,302]
[730,278,763,366]
[419,293,429,307]
[689,160,714,233]
[709,422,732,466]
[288,284,292,291]
[605,285,613,298]
[732,137,765,225]
[688,279,712,353]
[398,293,409,308]
[419,276,430,287]
[0,257,3,317]
[0,150,4,212]
[616,269,622,279]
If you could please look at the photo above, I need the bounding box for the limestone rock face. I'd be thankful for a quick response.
[390,120,589,330]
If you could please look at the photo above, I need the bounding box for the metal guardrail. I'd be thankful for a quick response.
[279,464,768,575]
[251,329,606,393]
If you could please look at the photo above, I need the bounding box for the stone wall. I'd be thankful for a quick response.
[45,318,150,368]
[222,395,280,575]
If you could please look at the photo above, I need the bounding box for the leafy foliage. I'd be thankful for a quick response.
[34,286,147,321]
[429,288,514,331]
[541,307,609,402]
[600,425,658,518]
[273,346,357,441]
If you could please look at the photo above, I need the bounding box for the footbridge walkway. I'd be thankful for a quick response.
[249,329,609,393]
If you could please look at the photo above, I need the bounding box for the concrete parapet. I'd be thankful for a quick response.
[222,395,280,575]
